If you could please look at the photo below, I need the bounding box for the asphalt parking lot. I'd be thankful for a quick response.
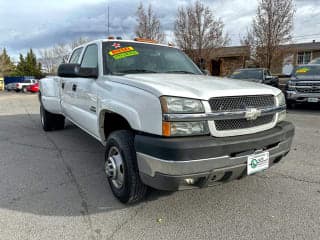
[0,92,320,240]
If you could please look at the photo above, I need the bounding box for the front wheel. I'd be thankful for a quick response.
[286,100,296,109]
[40,105,65,131]
[105,130,147,204]
[22,87,27,93]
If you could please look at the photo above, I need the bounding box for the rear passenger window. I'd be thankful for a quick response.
[81,44,98,68]
[69,48,83,63]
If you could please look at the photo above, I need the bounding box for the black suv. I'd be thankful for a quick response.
[230,68,279,88]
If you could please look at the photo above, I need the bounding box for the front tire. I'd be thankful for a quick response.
[40,105,65,131]
[286,100,295,109]
[105,130,147,204]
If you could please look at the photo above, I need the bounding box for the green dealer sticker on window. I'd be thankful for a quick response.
[109,46,139,60]
[113,50,139,60]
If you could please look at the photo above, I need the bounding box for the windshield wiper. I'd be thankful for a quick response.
[165,70,197,75]
[118,69,158,74]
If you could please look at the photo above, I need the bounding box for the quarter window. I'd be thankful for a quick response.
[297,51,311,64]
[81,44,98,68]
[69,47,83,63]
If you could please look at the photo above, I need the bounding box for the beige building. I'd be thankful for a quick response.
[204,46,250,77]
[203,41,320,76]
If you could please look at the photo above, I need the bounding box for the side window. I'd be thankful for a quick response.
[69,48,83,64]
[81,44,98,68]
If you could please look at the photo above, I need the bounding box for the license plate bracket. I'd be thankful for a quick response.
[247,151,269,175]
[308,98,319,103]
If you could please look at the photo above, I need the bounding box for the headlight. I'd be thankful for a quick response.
[276,92,286,106]
[162,121,209,137]
[160,96,208,136]
[160,96,204,113]
[275,93,286,123]
[277,110,286,123]
[287,81,296,91]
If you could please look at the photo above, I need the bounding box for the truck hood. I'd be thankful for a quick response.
[106,74,281,100]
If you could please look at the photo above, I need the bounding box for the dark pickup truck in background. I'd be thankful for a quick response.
[230,68,279,88]
[286,64,320,107]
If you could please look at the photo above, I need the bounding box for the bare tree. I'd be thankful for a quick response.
[135,3,165,43]
[240,28,256,65]
[174,0,229,66]
[39,37,90,75]
[38,48,57,74]
[240,28,255,48]
[252,0,295,69]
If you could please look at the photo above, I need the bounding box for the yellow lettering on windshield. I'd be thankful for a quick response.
[109,46,134,56]
[108,46,139,60]
[296,67,310,74]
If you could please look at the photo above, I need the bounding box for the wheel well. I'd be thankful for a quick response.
[102,112,132,141]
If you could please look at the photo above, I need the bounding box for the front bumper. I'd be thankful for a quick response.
[286,90,320,102]
[135,121,294,191]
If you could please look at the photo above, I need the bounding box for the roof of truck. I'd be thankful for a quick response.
[77,39,177,49]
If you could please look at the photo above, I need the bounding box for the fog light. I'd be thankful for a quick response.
[185,178,195,185]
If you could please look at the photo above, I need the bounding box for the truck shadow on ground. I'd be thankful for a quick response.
[287,103,320,115]
[0,114,174,216]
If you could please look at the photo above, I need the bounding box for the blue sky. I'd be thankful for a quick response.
[1,0,320,59]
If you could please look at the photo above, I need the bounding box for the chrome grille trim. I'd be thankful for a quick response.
[162,105,285,122]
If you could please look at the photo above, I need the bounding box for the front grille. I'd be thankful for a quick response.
[296,87,320,93]
[296,82,320,86]
[209,95,275,112]
[215,115,274,131]
[209,95,276,132]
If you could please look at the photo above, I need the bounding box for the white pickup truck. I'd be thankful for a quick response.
[39,39,294,203]
[6,79,38,92]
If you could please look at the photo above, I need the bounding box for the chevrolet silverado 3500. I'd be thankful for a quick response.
[39,39,294,203]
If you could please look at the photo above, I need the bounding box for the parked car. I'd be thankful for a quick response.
[39,38,294,203]
[310,58,320,64]
[286,64,320,107]
[6,79,38,92]
[27,82,39,93]
[230,68,279,87]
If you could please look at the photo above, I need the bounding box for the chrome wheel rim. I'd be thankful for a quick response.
[105,146,125,189]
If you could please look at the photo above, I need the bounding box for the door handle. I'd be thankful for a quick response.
[61,82,65,89]
[72,84,77,91]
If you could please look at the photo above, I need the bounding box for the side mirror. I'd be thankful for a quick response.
[58,64,80,77]
[58,63,98,78]
[201,69,210,76]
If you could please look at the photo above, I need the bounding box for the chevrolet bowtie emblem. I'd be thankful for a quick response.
[245,108,262,120]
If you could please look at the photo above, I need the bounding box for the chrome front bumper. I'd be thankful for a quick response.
[286,90,320,102]
[137,138,292,178]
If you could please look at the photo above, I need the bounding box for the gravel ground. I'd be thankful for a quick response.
[0,92,319,240]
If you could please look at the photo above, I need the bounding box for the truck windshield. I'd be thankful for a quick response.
[293,65,320,76]
[230,69,263,80]
[102,42,202,75]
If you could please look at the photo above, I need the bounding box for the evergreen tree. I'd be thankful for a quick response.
[15,54,27,76]
[0,48,16,77]
[14,49,42,78]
